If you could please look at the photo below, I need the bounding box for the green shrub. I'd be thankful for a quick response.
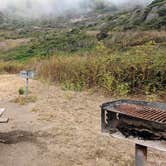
[18,87,25,95]
[100,73,116,93]
[116,83,130,96]
[61,81,84,91]
[35,40,166,96]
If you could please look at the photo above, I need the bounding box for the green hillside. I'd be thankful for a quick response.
[98,0,166,31]
[0,0,165,99]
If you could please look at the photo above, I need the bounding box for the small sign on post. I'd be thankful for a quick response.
[20,70,35,97]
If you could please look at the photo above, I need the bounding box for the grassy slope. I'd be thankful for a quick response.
[0,0,165,99]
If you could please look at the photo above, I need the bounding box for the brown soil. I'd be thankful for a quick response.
[0,74,165,166]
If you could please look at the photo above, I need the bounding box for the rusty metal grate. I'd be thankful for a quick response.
[101,100,166,141]
[113,103,166,124]
[101,100,166,125]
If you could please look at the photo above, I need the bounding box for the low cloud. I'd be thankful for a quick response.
[0,0,153,18]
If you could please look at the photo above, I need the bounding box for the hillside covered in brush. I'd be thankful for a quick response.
[0,0,165,99]
[99,0,166,31]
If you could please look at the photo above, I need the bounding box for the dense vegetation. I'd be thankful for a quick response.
[35,39,165,98]
[0,0,166,100]
[98,0,166,31]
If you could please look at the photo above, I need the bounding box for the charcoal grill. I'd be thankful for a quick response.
[101,100,166,166]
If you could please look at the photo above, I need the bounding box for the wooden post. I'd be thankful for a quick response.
[135,144,147,166]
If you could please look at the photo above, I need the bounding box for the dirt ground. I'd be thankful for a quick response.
[0,74,165,166]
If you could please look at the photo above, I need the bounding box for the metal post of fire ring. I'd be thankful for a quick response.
[20,70,34,97]
[135,144,147,166]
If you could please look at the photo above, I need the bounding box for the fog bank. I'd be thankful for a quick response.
[0,0,153,18]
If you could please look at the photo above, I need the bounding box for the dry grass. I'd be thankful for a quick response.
[11,96,37,105]
[0,38,30,52]
[0,61,24,74]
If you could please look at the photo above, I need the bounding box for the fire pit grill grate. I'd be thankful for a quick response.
[101,100,166,141]
[102,100,166,124]
[112,103,166,124]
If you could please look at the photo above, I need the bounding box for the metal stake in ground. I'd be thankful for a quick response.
[135,144,147,166]
[25,77,29,97]
[20,70,34,97]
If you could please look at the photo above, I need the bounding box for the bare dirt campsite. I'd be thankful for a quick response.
[0,74,165,166]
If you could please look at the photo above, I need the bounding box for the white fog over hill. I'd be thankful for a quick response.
[0,0,153,18]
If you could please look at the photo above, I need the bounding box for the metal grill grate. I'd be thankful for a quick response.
[114,104,166,124]
[101,100,166,152]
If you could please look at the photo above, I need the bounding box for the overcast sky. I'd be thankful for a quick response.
[0,0,153,18]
